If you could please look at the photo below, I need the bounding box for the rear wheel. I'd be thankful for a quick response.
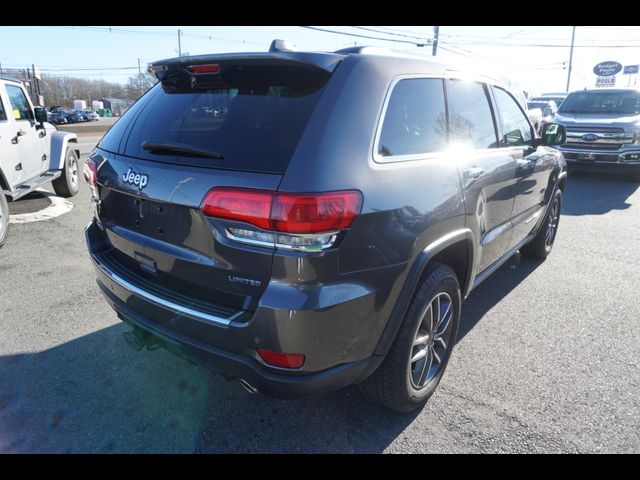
[0,193,9,248]
[359,263,461,413]
[52,146,80,198]
[521,189,562,260]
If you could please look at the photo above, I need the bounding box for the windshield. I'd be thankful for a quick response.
[558,90,640,115]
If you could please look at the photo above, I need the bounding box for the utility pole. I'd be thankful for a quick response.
[178,29,182,57]
[566,26,576,92]
[432,26,439,56]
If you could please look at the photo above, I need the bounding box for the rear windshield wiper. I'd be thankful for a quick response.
[142,140,224,160]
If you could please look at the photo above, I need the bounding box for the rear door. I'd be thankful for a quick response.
[93,59,332,314]
[446,78,517,273]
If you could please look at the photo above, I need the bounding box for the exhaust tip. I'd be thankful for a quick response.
[239,379,258,395]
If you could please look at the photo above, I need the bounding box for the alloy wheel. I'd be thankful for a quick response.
[410,292,454,389]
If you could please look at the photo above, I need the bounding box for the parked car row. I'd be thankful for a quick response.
[47,107,100,125]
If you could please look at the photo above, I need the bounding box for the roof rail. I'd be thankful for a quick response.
[269,39,297,52]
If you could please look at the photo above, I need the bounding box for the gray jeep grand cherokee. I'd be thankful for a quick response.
[84,42,567,412]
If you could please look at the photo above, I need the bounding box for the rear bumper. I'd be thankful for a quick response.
[85,219,384,398]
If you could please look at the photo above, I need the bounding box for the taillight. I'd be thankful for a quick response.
[200,188,362,251]
[83,158,98,188]
[272,192,361,234]
[201,188,272,230]
[257,349,305,369]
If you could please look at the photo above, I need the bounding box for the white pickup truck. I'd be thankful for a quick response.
[0,76,80,248]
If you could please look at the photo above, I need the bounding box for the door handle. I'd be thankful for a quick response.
[463,167,485,179]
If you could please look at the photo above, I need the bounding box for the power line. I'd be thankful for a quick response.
[41,25,264,46]
[350,26,430,42]
[300,26,430,47]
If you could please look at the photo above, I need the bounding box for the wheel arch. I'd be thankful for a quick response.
[49,131,80,170]
[558,171,567,192]
[373,229,475,358]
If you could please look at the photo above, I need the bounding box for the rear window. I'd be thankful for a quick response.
[110,62,330,174]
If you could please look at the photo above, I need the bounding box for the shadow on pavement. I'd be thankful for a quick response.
[458,254,541,341]
[0,322,416,453]
[562,171,640,216]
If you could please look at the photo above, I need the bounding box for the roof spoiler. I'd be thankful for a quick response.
[149,41,345,79]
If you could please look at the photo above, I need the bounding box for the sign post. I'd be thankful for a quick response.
[623,65,639,87]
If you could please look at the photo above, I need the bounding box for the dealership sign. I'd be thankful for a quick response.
[593,61,623,76]
[624,65,639,75]
[596,76,616,88]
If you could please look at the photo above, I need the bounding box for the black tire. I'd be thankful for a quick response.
[359,263,461,413]
[521,188,562,260]
[52,146,80,198]
[0,193,9,248]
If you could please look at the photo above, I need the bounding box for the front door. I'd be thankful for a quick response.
[5,84,42,183]
[491,86,553,248]
[447,79,517,273]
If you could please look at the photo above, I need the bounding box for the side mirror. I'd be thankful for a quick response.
[34,106,48,124]
[540,123,566,146]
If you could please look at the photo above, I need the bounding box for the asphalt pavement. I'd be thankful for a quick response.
[0,140,638,453]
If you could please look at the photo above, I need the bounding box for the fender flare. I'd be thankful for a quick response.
[49,131,80,170]
[373,228,475,357]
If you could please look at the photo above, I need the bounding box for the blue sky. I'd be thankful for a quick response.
[1,26,639,94]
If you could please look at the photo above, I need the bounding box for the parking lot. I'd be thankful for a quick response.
[0,135,639,453]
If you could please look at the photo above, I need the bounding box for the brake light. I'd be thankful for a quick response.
[186,64,221,74]
[257,349,305,369]
[83,158,98,187]
[201,188,362,234]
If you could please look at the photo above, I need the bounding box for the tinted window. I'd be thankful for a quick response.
[6,85,33,121]
[0,97,6,121]
[493,87,533,147]
[378,78,447,157]
[558,90,640,115]
[118,63,330,174]
[446,80,498,149]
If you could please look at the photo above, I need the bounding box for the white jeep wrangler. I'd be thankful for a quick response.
[0,76,80,247]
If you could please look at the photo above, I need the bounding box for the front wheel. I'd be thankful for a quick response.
[52,147,80,198]
[0,193,9,248]
[359,263,461,413]
[521,189,562,260]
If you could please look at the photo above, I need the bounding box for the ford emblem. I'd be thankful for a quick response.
[582,134,598,142]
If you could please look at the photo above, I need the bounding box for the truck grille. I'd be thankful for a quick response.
[565,126,634,150]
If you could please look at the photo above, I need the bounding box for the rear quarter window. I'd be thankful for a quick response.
[376,77,447,159]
